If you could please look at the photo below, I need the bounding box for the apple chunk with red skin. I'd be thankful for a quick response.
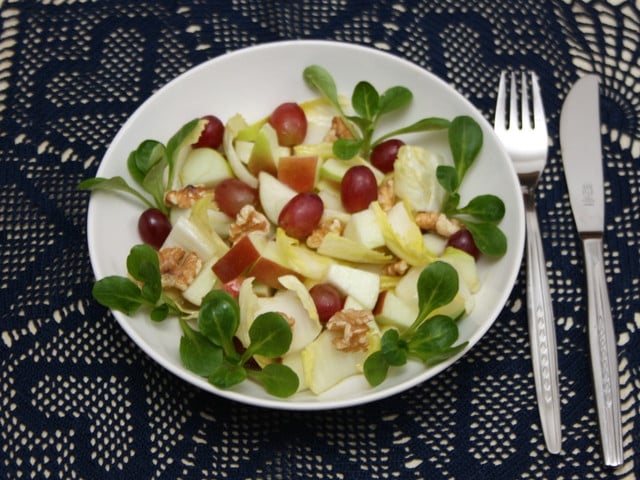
[211,232,298,289]
[277,155,319,192]
[247,239,299,289]
[211,234,262,283]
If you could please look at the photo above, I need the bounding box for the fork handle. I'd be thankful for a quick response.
[582,236,623,467]
[524,198,562,454]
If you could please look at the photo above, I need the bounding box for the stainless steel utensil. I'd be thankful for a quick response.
[494,71,562,454]
[559,74,623,467]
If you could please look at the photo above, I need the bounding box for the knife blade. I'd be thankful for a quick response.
[559,74,623,467]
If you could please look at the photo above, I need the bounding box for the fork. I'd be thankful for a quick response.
[494,71,562,454]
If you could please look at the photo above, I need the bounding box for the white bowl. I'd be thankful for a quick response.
[87,40,524,410]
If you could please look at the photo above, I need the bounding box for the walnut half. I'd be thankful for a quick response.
[326,309,373,352]
[228,205,270,244]
[158,247,202,291]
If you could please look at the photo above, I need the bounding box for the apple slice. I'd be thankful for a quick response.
[439,246,480,293]
[161,216,216,262]
[180,147,233,187]
[323,264,380,310]
[211,233,264,283]
[246,239,298,289]
[423,232,448,256]
[374,290,418,330]
[277,155,319,192]
[182,256,220,306]
[343,207,385,249]
[320,157,384,184]
[258,171,297,224]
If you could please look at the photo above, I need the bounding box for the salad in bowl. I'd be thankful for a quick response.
[81,41,524,409]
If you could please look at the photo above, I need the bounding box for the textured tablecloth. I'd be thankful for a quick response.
[1,1,639,478]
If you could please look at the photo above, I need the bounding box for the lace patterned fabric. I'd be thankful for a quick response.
[1,1,638,478]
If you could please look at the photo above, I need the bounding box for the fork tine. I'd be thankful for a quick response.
[530,72,547,133]
[494,71,507,130]
[508,72,519,129]
[520,71,531,129]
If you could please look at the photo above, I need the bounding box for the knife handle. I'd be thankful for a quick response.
[525,203,562,454]
[582,236,623,467]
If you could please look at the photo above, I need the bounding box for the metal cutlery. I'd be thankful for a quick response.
[559,74,623,467]
[494,70,562,454]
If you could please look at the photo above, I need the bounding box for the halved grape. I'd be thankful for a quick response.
[340,165,378,213]
[193,115,224,149]
[138,208,172,249]
[447,229,480,259]
[309,283,343,323]
[370,139,405,173]
[269,102,307,146]
[278,192,324,240]
[214,178,259,217]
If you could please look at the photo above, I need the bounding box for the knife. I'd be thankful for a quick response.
[559,75,623,467]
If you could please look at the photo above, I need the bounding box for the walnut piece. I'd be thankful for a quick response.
[326,309,373,352]
[164,184,216,209]
[228,205,270,244]
[158,247,202,291]
[306,217,344,249]
[383,259,409,276]
[323,116,356,142]
[415,211,462,238]
[377,177,396,211]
